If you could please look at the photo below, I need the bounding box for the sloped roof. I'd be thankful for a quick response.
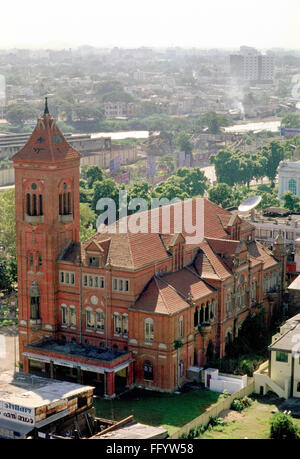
[247,240,278,269]
[12,108,81,164]
[195,240,232,280]
[131,276,188,315]
[131,268,215,315]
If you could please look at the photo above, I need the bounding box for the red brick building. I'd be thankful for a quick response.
[14,104,285,397]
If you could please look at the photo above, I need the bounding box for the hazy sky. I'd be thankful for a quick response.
[1,0,299,50]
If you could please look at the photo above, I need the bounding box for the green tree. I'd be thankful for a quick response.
[282,191,300,212]
[5,104,37,126]
[152,176,189,201]
[270,412,299,440]
[261,141,285,187]
[0,258,13,292]
[92,179,120,215]
[85,166,106,189]
[208,183,233,208]
[80,203,97,241]
[175,131,193,155]
[0,189,16,258]
[281,113,300,129]
[176,167,209,197]
[210,149,240,186]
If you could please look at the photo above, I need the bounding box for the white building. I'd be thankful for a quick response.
[278,160,300,198]
[230,47,274,82]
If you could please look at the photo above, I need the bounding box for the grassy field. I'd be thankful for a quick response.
[198,396,300,439]
[93,387,221,436]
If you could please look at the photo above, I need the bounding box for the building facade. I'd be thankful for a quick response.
[278,160,300,198]
[14,106,285,397]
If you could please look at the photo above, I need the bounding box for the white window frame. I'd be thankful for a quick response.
[59,271,75,286]
[82,274,105,289]
[112,277,130,293]
[145,318,154,343]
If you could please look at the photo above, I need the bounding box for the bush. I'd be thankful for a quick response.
[231,396,253,412]
[269,412,299,440]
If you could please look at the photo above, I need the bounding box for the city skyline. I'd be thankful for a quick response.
[0,0,299,50]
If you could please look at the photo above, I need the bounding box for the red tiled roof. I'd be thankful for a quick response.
[131,268,215,315]
[132,276,189,315]
[248,240,278,269]
[12,113,81,163]
[83,230,169,269]
[196,240,232,280]
[162,268,215,301]
[205,238,240,256]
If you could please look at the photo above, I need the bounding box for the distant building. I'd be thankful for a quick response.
[230,47,274,83]
[254,313,300,399]
[278,161,300,198]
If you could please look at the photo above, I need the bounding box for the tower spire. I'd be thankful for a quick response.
[44,97,49,115]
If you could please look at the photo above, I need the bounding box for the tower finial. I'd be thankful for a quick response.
[44,97,49,115]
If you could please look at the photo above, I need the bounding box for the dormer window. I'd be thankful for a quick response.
[89,256,99,267]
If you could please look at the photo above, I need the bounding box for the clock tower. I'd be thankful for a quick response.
[12,99,82,368]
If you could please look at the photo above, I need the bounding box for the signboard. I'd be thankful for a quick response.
[0,401,35,425]
[115,171,130,184]
[281,128,300,137]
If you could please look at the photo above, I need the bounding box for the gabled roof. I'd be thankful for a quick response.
[195,240,232,280]
[12,102,81,164]
[131,276,188,315]
[247,240,278,269]
[205,237,240,257]
[131,268,215,315]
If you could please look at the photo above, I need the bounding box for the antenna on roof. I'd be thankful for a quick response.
[44,97,49,115]
[238,195,262,221]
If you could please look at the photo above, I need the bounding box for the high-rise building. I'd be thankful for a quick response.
[230,47,274,82]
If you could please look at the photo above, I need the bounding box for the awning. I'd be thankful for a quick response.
[23,352,134,374]
[35,409,69,429]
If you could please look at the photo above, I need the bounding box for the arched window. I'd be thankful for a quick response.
[86,308,95,329]
[179,316,184,339]
[194,307,199,327]
[26,193,31,216]
[113,312,122,334]
[61,305,68,326]
[29,252,33,267]
[96,310,105,331]
[179,360,184,378]
[59,181,72,216]
[205,302,210,322]
[145,318,154,343]
[70,306,76,327]
[241,287,245,307]
[288,179,297,195]
[210,300,215,319]
[144,360,153,381]
[122,314,128,335]
[29,281,41,320]
[200,305,204,324]
[25,183,43,217]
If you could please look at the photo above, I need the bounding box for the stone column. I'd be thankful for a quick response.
[105,371,115,398]
[50,360,54,379]
[126,362,134,387]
